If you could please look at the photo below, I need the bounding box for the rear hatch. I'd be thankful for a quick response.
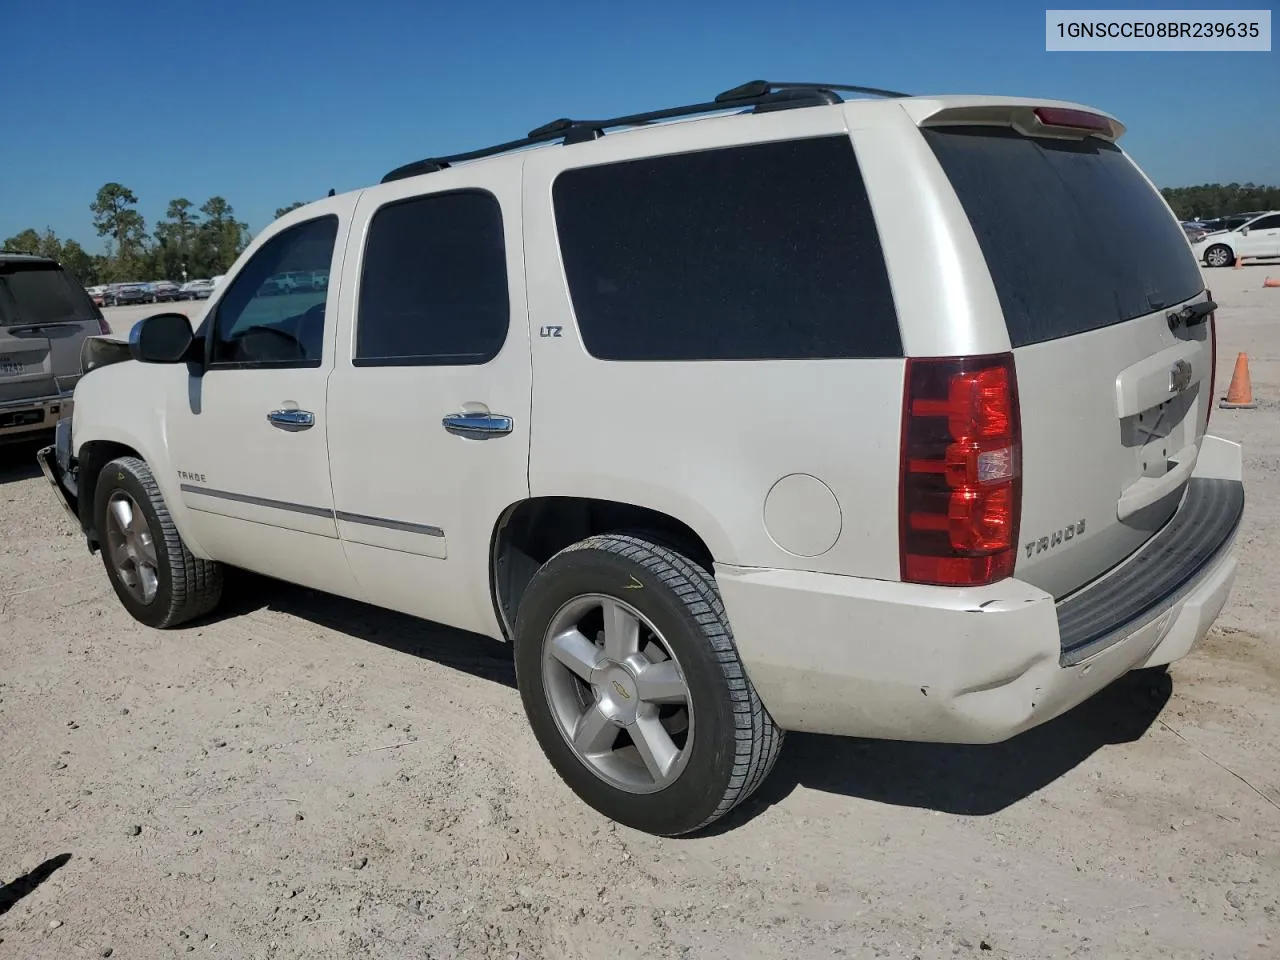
[920,112,1212,599]
[0,259,105,403]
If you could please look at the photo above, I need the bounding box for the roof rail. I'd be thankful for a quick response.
[380,79,909,183]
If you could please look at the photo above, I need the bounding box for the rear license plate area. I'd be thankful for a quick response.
[0,408,45,429]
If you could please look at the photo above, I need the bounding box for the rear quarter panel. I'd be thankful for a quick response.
[523,105,934,578]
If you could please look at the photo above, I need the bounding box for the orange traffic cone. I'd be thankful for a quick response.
[1264,277,1280,288]
[1234,254,1246,269]
[1220,352,1257,409]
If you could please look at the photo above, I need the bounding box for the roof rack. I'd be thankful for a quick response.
[380,79,910,183]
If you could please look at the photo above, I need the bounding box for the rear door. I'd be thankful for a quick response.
[325,165,532,638]
[0,260,103,401]
[921,121,1213,598]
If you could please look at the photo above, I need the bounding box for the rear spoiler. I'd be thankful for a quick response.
[898,97,1125,142]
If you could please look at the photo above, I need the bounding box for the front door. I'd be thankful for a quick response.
[325,173,532,638]
[164,200,362,599]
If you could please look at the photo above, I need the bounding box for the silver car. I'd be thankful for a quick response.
[0,252,110,445]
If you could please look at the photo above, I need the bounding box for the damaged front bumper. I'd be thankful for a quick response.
[37,417,81,529]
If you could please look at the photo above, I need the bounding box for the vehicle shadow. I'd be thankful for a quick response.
[0,853,72,916]
[209,570,517,688]
[201,572,1171,825]
[0,440,43,485]
[714,668,1172,830]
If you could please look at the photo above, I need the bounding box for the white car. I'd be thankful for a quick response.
[38,81,1244,836]
[1191,209,1280,266]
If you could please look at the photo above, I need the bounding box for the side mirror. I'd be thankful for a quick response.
[129,312,196,364]
[1240,227,1250,236]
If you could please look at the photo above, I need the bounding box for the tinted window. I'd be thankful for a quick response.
[355,190,509,366]
[1248,214,1280,230]
[0,263,100,326]
[923,127,1203,347]
[552,136,901,361]
[210,216,337,367]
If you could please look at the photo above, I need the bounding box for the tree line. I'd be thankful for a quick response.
[6,179,1278,288]
[2,184,308,287]
[1160,183,1280,221]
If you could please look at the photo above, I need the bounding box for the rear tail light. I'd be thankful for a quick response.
[1206,289,1217,425]
[900,353,1022,587]
[97,316,111,336]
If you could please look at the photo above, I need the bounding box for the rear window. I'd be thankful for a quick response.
[922,127,1204,347]
[0,263,100,326]
[552,136,901,361]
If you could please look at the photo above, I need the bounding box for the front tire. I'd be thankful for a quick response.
[93,456,223,628]
[1204,244,1235,268]
[514,534,782,836]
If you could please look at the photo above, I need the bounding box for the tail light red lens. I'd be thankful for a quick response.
[97,317,112,336]
[1206,290,1217,426]
[1033,107,1112,134]
[900,353,1022,587]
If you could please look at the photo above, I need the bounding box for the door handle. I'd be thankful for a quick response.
[267,408,315,431]
[442,412,513,439]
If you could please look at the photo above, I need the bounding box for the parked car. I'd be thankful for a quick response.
[1197,213,1254,235]
[109,283,149,306]
[1181,223,1208,243]
[1190,209,1280,266]
[178,279,215,300]
[1,252,110,444]
[38,81,1244,836]
[86,285,109,307]
[147,280,182,303]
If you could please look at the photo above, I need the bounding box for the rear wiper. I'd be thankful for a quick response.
[1167,299,1216,330]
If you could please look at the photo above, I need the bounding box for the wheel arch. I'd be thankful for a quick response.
[489,496,718,642]
[1203,240,1235,265]
[76,439,142,545]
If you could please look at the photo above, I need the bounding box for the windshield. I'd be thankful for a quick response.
[0,263,101,326]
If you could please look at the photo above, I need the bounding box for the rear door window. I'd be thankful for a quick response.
[922,126,1204,347]
[355,189,509,366]
[552,136,901,361]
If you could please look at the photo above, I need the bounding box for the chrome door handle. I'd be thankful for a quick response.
[442,412,513,439]
[267,409,315,431]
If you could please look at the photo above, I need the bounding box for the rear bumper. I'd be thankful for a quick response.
[718,434,1244,744]
[0,392,73,441]
[36,418,80,527]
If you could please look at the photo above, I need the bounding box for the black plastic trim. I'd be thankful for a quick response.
[1056,477,1244,666]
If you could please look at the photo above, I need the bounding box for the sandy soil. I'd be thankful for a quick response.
[2,267,1279,960]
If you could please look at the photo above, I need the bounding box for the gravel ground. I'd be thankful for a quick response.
[2,266,1279,960]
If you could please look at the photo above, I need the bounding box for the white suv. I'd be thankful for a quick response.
[38,81,1245,836]
[1191,209,1280,267]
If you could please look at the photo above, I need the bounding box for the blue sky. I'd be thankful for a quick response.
[3,0,1276,251]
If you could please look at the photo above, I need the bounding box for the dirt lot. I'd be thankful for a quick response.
[2,268,1279,960]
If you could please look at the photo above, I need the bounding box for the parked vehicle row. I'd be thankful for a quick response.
[87,279,222,306]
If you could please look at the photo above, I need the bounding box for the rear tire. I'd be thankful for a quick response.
[94,456,223,628]
[1204,244,1234,268]
[514,534,782,836]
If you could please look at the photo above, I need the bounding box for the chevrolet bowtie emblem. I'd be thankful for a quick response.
[1169,359,1193,394]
